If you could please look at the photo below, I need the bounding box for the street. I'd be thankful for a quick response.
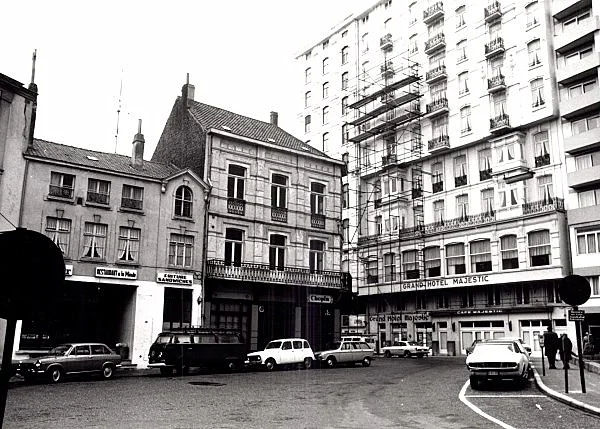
[4,357,600,428]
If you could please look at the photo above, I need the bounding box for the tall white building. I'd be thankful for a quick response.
[296,0,600,355]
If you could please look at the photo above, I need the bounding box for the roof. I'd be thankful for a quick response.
[25,139,181,180]
[187,99,329,158]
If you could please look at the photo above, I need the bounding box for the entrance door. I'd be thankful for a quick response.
[439,331,448,355]
[520,320,545,357]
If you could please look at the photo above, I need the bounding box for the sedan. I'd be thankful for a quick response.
[465,340,530,389]
[315,341,374,368]
[381,341,430,358]
[15,343,122,383]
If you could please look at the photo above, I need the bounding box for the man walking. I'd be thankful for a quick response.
[560,334,573,369]
[543,325,559,369]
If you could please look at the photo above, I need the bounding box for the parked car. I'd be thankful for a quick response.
[341,335,377,351]
[381,341,430,358]
[148,328,247,375]
[493,337,532,355]
[465,339,531,389]
[315,340,374,368]
[14,343,121,383]
[245,338,314,371]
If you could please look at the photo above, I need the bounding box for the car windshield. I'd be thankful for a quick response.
[49,345,71,356]
[408,342,420,346]
[265,341,282,349]
[476,343,515,353]
[155,335,172,344]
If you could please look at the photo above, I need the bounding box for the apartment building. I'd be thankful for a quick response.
[296,0,598,355]
[152,82,347,351]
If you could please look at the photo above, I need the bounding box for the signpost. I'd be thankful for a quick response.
[539,333,545,377]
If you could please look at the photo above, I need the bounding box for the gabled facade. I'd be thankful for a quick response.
[152,83,347,351]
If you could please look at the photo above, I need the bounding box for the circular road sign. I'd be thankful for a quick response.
[559,275,591,306]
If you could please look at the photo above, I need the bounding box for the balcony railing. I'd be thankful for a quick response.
[425,64,447,83]
[206,259,347,290]
[485,37,505,58]
[49,185,74,199]
[522,197,565,215]
[87,191,110,205]
[490,113,510,132]
[227,198,246,216]
[382,154,397,166]
[534,153,550,167]
[479,169,493,181]
[399,210,497,239]
[311,213,325,229]
[428,135,450,152]
[271,207,288,223]
[380,34,393,51]
[425,33,446,54]
[487,74,506,92]
[121,197,143,210]
[454,175,467,187]
[484,1,502,22]
[432,181,444,193]
[426,97,448,115]
[423,1,444,24]
[412,188,423,199]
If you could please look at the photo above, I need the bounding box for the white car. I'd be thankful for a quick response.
[245,338,314,371]
[466,340,531,389]
[381,341,430,358]
[493,337,532,355]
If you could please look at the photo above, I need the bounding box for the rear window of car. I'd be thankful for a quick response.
[193,334,216,343]
[74,345,91,355]
[174,334,191,344]
[293,340,303,349]
[266,341,282,349]
[91,345,109,355]
[358,343,371,350]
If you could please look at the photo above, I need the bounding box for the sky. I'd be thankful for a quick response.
[2,0,372,159]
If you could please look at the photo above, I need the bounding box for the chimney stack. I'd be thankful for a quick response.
[270,111,278,127]
[131,119,145,169]
[181,73,195,107]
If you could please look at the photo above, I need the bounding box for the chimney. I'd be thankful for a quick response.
[131,119,145,169]
[270,111,278,127]
[181,73,195,107]
[27,49,38,149]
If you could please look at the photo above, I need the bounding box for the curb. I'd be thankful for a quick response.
[532,366,600,416]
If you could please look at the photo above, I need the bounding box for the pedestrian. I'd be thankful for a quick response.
[543,325,559,369]
[560,334,574,369]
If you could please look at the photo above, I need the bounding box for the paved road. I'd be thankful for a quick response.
[4,357,600,428]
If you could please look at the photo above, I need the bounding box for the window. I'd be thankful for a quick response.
[304,115,311,133]
[271,174,287,208]
[470,240,492,272]
[342,96,349,116]
[269,234,285,271]
[487,286,501,306]
[456,194,469,219]
[489,56,503,79]
[432,115,448,139]
[224,229,243,267]
[456,39,467,62]
[565,79,598,100]
[118,226,140,262]
[322,132,329,151]
[49,172,75,199]
[309,240,325,273]
[322,106,329,124]
[492,92,507,117]
[322,82,329,99]
[537,174,554,202]
[525,1,538,27]
[571,113,600,136]
[461,290,474,307]
[342,46,349,64]
[534,131,550,166]
[577,228,600,254]
[456,5,465,28]
[430,80,446,101]
[433,200,444,223]
[500,235,518,269]
[304,91,311,108]
[481,188,494,213]
[310,182,325,215]
[342,219,350,243]
[408,2,417,26]
[446,243,466,275]
[409,34,418,54]
[575,151,600,170]
[497,139,523,163]
[367,259,378,284]
[305,67,311,84]
[322,57,329,74]
[429,50,445,68]
[45,217,71,255]
[228,165,246,200]
[432,162,443,193]
[342,72,349,90]
[478,149,492,180]
[562,9,591,33]
[460,106,471,133]
[402,250,419,279]
[531,78,545,108]
[342,124,349,145]
[528,230,551,266]
[168,233,194,268]
[174,185,193,218]
[121,184,143,210]
[489,22,500,40]
[528,40,541,67]
[499,182,519,207]
[322,39,329,49]
[87,178,111,205]
[83,222,108,259]
[375,215,383,235]
[588,276,600,296]
[563,45,593,68]
[384,253,396,281]
[454,155,467,187]
[342,184,349,209]
[458,72,469,95]
[424,247,441,277]
[361,33,369,52]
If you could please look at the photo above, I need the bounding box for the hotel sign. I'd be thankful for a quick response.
[157,272,193,286]
[401,275,491,292]
[369,313,431,322]
[95,267,137,280]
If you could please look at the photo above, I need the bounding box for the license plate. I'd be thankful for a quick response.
[487,371,498,376]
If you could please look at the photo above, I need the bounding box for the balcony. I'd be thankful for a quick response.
[380,33,393,51]
[428,135,450,153]
[567,164,600,189]
[489,113,510,133]
[48,185,73,199]
[399,210,497,239]
[425,97,449,117]
[485,37,505,58]
[560,87,600,119]
[271,207,288,223]
[87,191,110,205]
[522,198,565,216]
[412,188,423,199]
[227,197,246,216]
[454,174,467,187]
[311,213,325,229]
[206,259,347,290]
[554,15,600,54]
[564,126,600,155]
[121,197,143,210]
[381,61,395,79]
[423,1,444,24]
[487,74,506,93]
[382,153,397,166]
[553,0,593,20]
[425,64,447,84]
[432,181,444,193]
[557,52,600,85]
[484,1,502,23]
[358,234,381,247]
[424,33,446,55]
[534,153,551,167]
[479,168,493,181]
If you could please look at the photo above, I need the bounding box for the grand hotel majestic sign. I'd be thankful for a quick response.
[400,274,491,291]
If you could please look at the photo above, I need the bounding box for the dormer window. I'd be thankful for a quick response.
[175,185,193,218]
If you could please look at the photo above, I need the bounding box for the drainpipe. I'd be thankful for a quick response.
[200,133,214,326]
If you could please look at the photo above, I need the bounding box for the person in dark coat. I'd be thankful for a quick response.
[560,334,574,369]
[543,326,559,369]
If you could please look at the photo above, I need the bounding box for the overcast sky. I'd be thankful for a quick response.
[2,0,372,158]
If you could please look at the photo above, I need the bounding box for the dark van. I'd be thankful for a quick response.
[147,328,247,375]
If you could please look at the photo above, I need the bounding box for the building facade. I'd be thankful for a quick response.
[152,83,348,351]
[297,0,599,355]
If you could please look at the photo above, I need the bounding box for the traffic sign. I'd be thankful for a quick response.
[569,309,586,321]
[560,275,591,306]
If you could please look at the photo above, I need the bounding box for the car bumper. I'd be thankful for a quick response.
[147,363,171,368]
[468,368,523,379]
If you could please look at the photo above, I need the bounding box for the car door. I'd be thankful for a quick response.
[341,342,354,363]
[280,341,294,364]
[69,345,92,373]
[292,340,305,363]
[90,344,109,372]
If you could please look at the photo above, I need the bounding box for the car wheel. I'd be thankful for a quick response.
[384,350,392,358]
[101,364,115,380]
[48,367,63,383]
[159,367,173,376]
[303,358,312,370]
[362,357,371,367]
[325,356,337,368]
[264,358,276,371]
[403,351,410,358]
[469,375,480,390]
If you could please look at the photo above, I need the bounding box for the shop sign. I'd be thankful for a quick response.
[403,313,431,322]
[401,275,491,292]
[157,272,193,286]
[308,294,333,304]
[95,267,137,280]
[456,308,503,315]
[368,313,431,322]
[65,265,73,276]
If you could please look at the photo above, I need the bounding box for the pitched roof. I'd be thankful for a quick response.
[25,139,180,180]
[187,99,329,158]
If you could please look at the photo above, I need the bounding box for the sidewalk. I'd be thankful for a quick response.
[531,356,600,416]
